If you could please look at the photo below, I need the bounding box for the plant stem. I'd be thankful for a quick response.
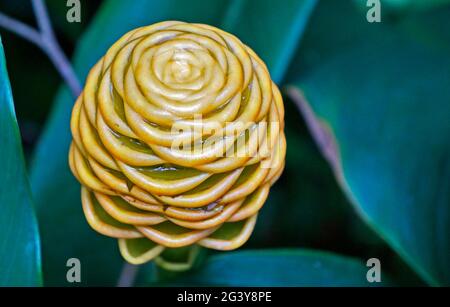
[117,263,139,287]
[0,12,42,47]
[0,0,81,97]
[31,0,54,39]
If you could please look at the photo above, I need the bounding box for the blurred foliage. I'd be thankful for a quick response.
[354,0,450,12]
[292,28,450,286]
[0,0,448,286]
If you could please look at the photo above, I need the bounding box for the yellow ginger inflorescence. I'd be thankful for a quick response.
[69,21,285,265]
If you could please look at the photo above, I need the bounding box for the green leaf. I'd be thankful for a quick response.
[0,37,42,286]
[249,0,392,267]
[221,0,317,83]
[397,5,450,52]
[162,249,392,286]
[288,30,450,285]
[30,0,317,285]
[286,0,385,79]
[353,0,450,13]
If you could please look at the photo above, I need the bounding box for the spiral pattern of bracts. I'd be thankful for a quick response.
[69,21,286,265]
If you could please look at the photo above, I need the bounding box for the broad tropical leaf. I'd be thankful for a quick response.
[288,30,450,285]
[160,249,392,286]
[0,37,42,286]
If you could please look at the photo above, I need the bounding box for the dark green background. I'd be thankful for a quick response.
[0,0,448,286]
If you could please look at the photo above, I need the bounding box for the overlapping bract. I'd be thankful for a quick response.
[69,21,285,265]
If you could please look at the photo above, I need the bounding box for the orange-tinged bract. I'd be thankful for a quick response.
[69,21,286,265]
